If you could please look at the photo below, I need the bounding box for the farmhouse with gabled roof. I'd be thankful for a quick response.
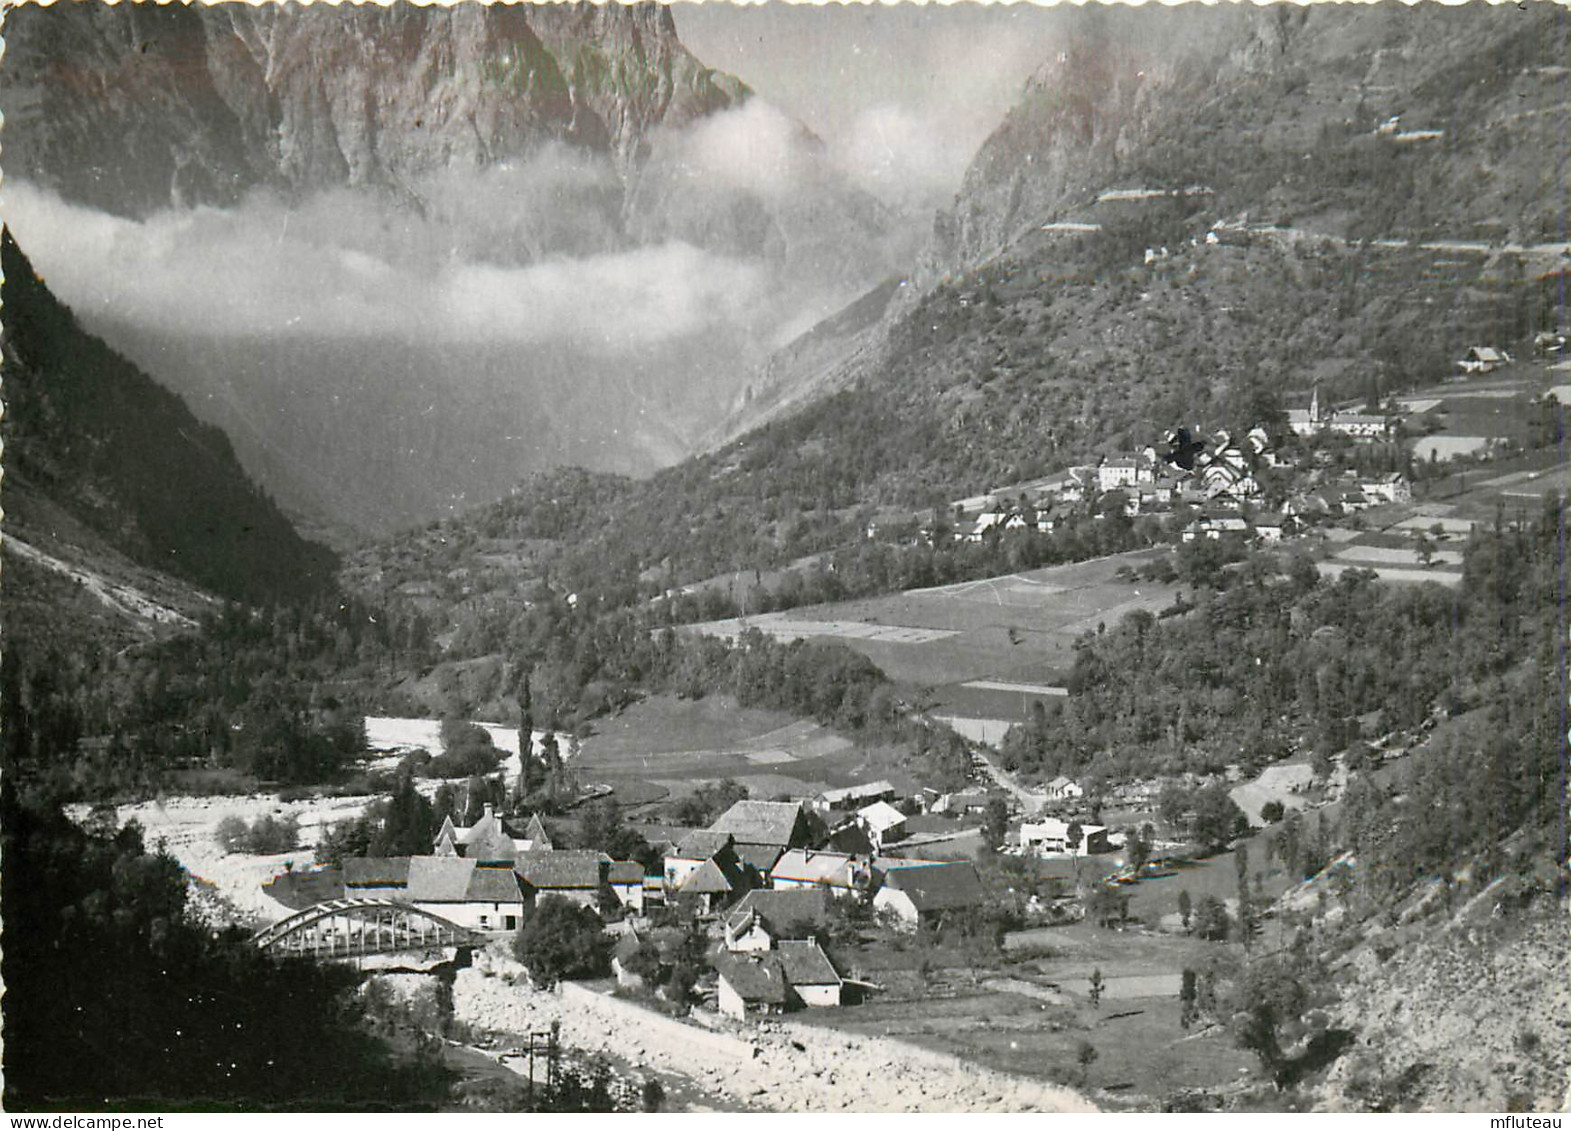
[709,799,813,851]
[872,861,986,928]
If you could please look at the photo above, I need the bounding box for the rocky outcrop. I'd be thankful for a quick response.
[919,1,1566,281]
[1,0,747,219]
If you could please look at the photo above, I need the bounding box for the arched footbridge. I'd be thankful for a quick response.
[252,898,483,958]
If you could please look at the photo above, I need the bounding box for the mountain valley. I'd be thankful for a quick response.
[1,1,1566,1116]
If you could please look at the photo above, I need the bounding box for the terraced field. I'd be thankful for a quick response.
[687,548,1181,727]
[572,693,902,801]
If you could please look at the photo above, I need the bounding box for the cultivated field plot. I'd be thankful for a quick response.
[962,679,1069,696]
[1491,461,1571,499]
[1392,515,1477,536]
[1318,561,1463,586]
[697,616,959,645]
[686,550,1179,698]
[1333,545,1464,567]
[930,681,1072,727]
[934,715,1015,746]
[576,694,857,793]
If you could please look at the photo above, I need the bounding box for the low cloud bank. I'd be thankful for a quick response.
[3,176,775,358]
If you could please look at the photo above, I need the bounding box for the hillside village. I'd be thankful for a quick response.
[878,331,1565,562]
[268,789,1005,1021]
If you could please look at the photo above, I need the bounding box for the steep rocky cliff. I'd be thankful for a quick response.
[924,2,1565,279]
[2,0,746,221]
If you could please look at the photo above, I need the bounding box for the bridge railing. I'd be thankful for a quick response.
[253,898,483,956]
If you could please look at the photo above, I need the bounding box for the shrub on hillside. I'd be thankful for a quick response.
[214,816,249,854]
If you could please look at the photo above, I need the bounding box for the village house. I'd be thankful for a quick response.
[1097,456,1142,492]
[723,906,776,954]
[952,518,984,544]
[1018,818,1111,856]
[1334,488,1374,512]
[871,861,986,929]
[826,819,876,857]
[931,789,990,816]
[722,888,834,954]
[771,848,870,898]
[607,860,647,913]
[733,843,786,883]
[817,780,897,811]
[664,830,732,890]
[1289,386,1391,440]
[709,800,814,854]
[433,805,549,864]
[1327,412,1390,440]
[343,856,411,900]
[1458,346,1511,374]
[772,940,844,1007]
[856,800,908,850]
[663,830,750,914]
[713,940,843,1019]
[1182,514,1250,542]
[1044,776,1084,802]
[404,856,526,932]
[1358,473,1412,505]
[514,850,607,910]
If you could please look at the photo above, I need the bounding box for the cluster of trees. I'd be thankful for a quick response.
[315,775,439,865]
[668,779,750,828]
[215,812,301,855]
[615,922,710,1005]
[0,590,438,800]
[1157,781,1249,855]
[415,718,501,778]
[999,503,1551,788]
[494,585,932,760]
[512,897,612,985]
[576,797,658,872]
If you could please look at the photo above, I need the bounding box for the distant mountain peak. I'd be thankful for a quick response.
[0,0,749,218]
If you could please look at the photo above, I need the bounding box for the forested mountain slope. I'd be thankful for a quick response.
[1,229,337,647]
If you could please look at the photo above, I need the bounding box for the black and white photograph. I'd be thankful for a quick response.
[0,0,1566,1115]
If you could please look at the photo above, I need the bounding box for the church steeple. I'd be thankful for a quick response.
[1309,382,1321,423]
